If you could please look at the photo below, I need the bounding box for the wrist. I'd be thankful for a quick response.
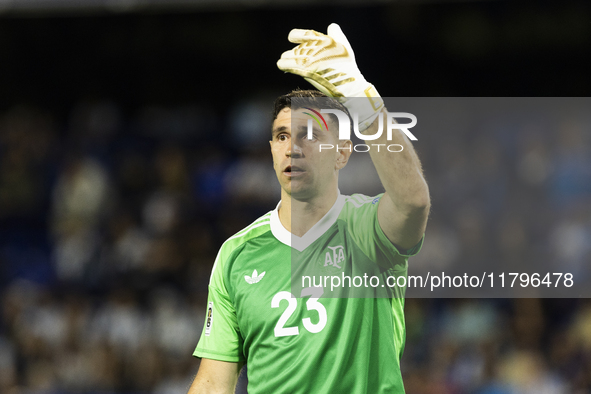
[341,84,384,132]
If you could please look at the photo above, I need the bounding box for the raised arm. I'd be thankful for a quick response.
[188,359,244,394]
[277,22,430,249]
[364,109,430,250]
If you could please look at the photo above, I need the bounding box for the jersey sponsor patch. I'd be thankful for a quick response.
[205,302,213,336]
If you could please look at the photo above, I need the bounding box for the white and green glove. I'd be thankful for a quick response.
[277,23,384,132]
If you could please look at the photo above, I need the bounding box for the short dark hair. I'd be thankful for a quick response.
[272,89,353,137]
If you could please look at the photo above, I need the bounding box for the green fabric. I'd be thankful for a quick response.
[194,194,423,393]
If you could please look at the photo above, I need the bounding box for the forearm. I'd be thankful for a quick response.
[364,108,430,212]
[188,376,235,394]
[187,359,242,394]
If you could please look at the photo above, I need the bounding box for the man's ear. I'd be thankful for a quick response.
[335,140,352,170]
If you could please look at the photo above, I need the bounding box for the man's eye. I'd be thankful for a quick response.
[278,134,288,141]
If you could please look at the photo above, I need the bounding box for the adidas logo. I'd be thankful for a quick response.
[245,269,266,284]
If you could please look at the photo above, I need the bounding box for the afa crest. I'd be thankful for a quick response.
[324,245,345,269]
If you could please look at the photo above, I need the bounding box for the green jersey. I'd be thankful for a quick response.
[194,193,422,393]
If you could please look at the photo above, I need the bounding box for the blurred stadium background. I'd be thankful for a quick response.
[1,1,591,393]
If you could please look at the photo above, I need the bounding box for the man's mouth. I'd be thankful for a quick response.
[284,165,305,177]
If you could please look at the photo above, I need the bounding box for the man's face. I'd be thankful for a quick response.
[270,107,351,200]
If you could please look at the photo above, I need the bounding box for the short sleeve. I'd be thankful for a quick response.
[193,251,245,363]
[346,194,424,269]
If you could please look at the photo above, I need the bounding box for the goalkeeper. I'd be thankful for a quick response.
[188,23,430,394]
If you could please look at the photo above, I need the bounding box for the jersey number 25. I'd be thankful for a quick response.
[271,287,327,337]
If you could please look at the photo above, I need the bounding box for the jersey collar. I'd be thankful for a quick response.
[270,192,347,252]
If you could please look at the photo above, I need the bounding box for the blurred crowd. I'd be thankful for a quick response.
[0,98,590,393]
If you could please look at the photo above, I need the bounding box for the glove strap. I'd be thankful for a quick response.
[342,84,384,132]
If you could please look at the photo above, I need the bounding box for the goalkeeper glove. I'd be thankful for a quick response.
[277,23,384,132]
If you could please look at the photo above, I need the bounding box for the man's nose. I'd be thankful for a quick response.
[287,142,303,157]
